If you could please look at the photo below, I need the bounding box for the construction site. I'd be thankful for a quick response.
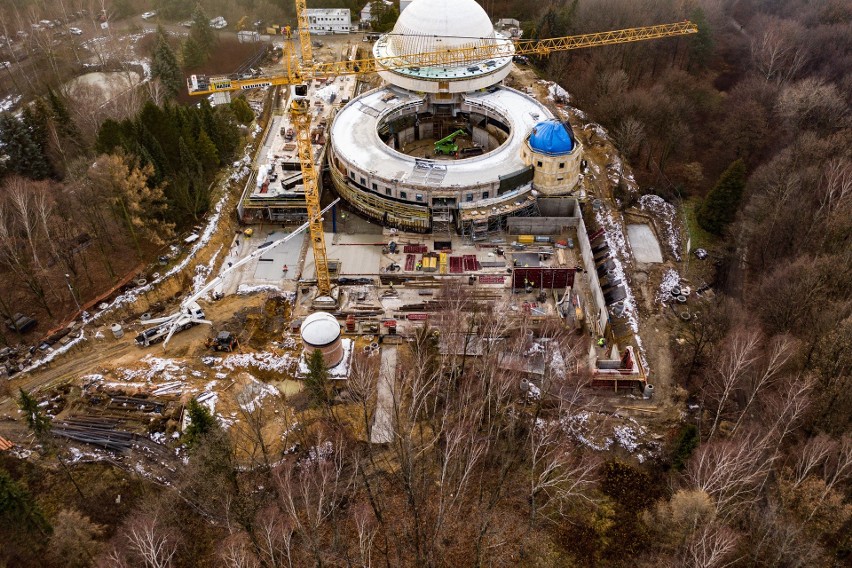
[2,0,704,474]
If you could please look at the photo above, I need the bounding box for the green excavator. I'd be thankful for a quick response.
[434,129,467,156]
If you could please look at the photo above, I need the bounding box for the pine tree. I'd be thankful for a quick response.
[183,398,217,448]
[195,129,220,178]
[87,153,175,256]
[0,468,50,536]
[230,97,255,125]
[181,35,205,69]
[688,8,714,72]
[190,5,216,58]
[46,89,79,142]
[304,349,332,408]
[95,118,126,154]
[151,26,183,100]
[0,113,51,179]
[698,159,747,235]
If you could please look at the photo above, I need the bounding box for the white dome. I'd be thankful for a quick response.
[300,312,341,347]
[386,0,497,57]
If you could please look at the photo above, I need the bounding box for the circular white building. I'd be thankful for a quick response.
[300,312,344,367]
[328,0,582,236]
[372,0,514,94]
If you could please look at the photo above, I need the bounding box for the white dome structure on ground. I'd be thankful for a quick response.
[372,0,514,93]
[329,0,582,236]
[300,312,344,367]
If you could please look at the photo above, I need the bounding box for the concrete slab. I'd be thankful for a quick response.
[254,231,305,280]
[303,232,388,277]
[627,224,663,264]
[371,345,397,444]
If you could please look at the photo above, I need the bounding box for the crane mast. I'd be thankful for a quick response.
[290,0,331,299]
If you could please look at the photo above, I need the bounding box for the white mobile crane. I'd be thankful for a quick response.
[135,199,340,349]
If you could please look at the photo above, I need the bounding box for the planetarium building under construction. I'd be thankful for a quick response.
[328,0,583,236]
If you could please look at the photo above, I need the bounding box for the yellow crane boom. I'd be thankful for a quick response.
[187,21,697,96]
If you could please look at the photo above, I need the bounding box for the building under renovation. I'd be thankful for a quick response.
[329,0,583,236]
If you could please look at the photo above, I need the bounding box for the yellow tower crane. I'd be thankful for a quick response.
[187,10,697,300]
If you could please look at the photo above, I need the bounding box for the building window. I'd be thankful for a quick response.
[400,191,408,200]
[349,171,355,180]
[360,177,366,185]
[415,193,423,202]
[536,161,543,168]
[385,188,392,196]
[466,193,474,202]
[372,182,377,190]
[482,191,489,199]
[559,162,565,169]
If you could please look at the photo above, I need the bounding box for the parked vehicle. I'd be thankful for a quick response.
[210,16,227,29]
[141,11,157,20]
[69,27,83,35]
[206,331,238,352]
[135,302,205,347]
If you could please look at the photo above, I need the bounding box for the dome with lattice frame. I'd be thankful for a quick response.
[371,0,514,93]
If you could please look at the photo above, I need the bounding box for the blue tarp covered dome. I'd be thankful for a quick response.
[528,120,575,156]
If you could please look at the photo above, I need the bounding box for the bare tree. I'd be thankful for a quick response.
[703,329,761,440]
[113,511,178,568]
[683,522,739,568]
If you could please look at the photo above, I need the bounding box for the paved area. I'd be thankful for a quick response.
[254,231,305,280]
[303,232,389,277]
[371,345,397,444]
[627,224,663,263]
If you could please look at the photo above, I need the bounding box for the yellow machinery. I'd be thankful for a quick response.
[236,16,248,31]
[187,8,697,299]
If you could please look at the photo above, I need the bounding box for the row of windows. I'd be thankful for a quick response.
[348,170,490,204]
[535,160,567,169]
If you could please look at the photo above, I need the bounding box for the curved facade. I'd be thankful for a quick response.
[329,0,583,234]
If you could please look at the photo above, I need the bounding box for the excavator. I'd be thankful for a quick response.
[434,129,467,156]
[184,0,696,317]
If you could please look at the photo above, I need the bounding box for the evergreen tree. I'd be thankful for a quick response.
[181,35,205,69]
[688,8,714,72]
[21,100,50,154]
[183,398,217,448]
[95,119,126,154]
[18,389,52,439]
[230,97,255,125]
[304,349,332,408]
[195,129,220,177]
[151,26,183,99]
[0,468,50,536]
[698,158,747,235]
[46,89,79,142]
[0,113,51,179]
[189,5,216,58]
[211,105,241,161]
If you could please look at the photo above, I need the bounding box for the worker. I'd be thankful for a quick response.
[597,337,607,348]
[282,264,289,274]
[389,282,394,292]
[416,261,422,270]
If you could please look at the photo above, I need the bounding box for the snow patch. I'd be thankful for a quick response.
[638,194,681,260]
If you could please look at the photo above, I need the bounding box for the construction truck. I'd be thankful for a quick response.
[135,302,206,347]
[206,331,239,352]
[434,129,467,156]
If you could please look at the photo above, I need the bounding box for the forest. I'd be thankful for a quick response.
[0,13,254,337]
[1,0,851,566]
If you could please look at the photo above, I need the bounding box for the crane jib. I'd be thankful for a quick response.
[241,82,272,90]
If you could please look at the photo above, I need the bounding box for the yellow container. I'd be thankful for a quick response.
[518,235,535,244]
